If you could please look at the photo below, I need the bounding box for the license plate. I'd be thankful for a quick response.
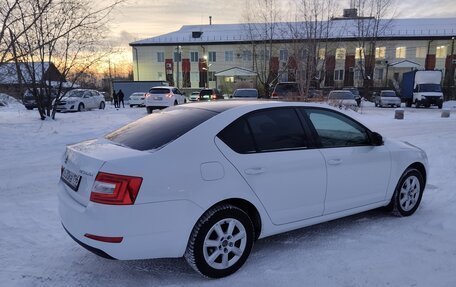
[61,168,81,191]
[153,96,162,100]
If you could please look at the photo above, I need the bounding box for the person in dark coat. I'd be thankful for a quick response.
[117,89,125,108]
[112,90,119,108]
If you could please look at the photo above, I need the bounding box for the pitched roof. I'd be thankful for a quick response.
[0,62,51,84]
[130,18,456,46]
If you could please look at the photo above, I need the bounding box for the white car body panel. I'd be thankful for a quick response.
[58,101,428,261]
[145,86,185,108]
[56,89,104,112]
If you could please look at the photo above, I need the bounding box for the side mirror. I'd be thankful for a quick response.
[371,132,383,146]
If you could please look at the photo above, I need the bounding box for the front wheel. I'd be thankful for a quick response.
[387,168,424,217]
[78,103,84,112]
[99,101,105,110]
[185,205,255,278]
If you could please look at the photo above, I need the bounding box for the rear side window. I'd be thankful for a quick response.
[106,107,218,151]
[275,83,298,93]
[247,108,307,152]
[218,119,256,154]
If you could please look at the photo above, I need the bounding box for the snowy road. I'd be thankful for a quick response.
[1,102,456,287]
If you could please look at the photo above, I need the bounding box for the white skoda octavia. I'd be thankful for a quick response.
[59,101,428,278]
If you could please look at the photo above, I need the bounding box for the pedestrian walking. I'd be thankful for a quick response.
[112,90,119,108]
[117,89,125,108]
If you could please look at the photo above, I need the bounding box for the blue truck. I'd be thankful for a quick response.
[400,70,443,109]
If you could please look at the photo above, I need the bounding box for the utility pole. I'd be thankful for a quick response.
[451,37,455,99]
[176,46,182,88]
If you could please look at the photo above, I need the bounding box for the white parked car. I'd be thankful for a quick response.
[56,89,105,112]
[128,92,146,107]
[189,91,200,102]
[144,86,186,113]
[59,101,428,278]
[328,90,358,109]
[374,90,402,108]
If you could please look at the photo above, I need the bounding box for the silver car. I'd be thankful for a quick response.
[375,90,401,108]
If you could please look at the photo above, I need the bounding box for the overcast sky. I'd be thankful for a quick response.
[108,0,456,47]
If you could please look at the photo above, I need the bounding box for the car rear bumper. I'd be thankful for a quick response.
[58,181,203,260]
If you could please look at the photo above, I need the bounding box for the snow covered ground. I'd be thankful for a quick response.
[1,101,456,287]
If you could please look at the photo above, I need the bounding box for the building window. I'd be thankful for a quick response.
[208,51,217,62]
[395,47,406,59]
[375,47,386,59]
[436,46,447,58]
[259,49,270,61]
[416,47,427,58]
[225,51,234,62]
[336,48,346,60]
[318,48,326,60]
[334,69,344,81]
[157,52,165,63]
[190,52,199,62]
[354,69,363,80]
[375,68,384,80]
[355,47,364,59]
[173,52,181,62]
[225,77,234,83]
[279,49,288,61]
[157,72,163,80]
[242,50,252,61]
[208,71,216,81]
[190,72,199,82]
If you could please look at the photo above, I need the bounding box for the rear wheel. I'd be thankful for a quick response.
[185,204,255,278]
[146,106,153,114]
[387,168,424,217]
[130,104,134,108]
[438,103,443,109]
[99,101,105,109]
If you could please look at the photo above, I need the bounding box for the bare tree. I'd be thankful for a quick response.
[9,0,122,119]
[289,0,337,98]
[242,0,283,97]
[353,0,395,91]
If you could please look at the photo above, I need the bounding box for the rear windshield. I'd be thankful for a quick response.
[381,91,397,97]
[275,83,299,93]
[149,88,170,94]
[199,90,213,96]
[233,90,258,98]
[105,107,218,151]
[329,91,354,99]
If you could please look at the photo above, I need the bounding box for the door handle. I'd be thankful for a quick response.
[327,159,343,165]
[244,167,265,175]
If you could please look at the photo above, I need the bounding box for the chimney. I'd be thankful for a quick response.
[209,16,212,25]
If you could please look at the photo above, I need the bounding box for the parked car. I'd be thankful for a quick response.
[374,90,401,108]
[189,91,201,102]
[59,101,428,278]
[343,87,361,106]
[199,88,223,101]
[328,90,358,109]
[271,82,299,99]
[128,92,147,107]
[22,88,58,110]
[232,88,259,99]
[144,86,186,114]
[55,89,105,112]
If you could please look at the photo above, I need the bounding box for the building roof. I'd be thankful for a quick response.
[389,60,422,68]
[130,18,456,46]
[0,62,53,84]
[214,67,257,77]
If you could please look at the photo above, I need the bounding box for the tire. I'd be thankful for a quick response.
[26,107,33,110]
[146,106,153,114]
[405,100,412,108]
[424,103,430,108]
[438,104,443,109]
[130,104,134,108]
[387,168,424,217]
[184,204,255,278]
[78,103,84,112]
[99,101,105,110]
[174,100,178,106]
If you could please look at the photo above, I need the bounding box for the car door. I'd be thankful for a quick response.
[82,91,93,108]
[300,108,391,214]
[172,88,184,104]
[215,107,327,225]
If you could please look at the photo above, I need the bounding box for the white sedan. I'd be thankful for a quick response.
[56,89,105,112]
[144,86,186,113]
[128,92,146,107]
[58,101,428,278]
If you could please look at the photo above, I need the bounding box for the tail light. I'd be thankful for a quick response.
[271,92,278,98]
[84,233,123,243]
[211,94,217,100]
[145,93,151,98]
[90,172,143,205]
[166,93,173,98]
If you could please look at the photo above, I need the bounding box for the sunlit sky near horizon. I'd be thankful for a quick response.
[104,0,456,66]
